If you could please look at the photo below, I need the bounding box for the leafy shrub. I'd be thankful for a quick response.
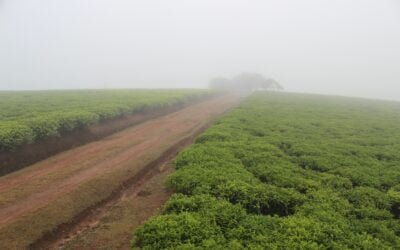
[0,122,34,151]
[0,89,214,151]
[133,92,400,249]
[133,213,223,249]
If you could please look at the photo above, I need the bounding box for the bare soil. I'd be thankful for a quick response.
[0,95,241,249]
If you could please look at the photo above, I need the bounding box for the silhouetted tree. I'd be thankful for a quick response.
[209,73,283,91]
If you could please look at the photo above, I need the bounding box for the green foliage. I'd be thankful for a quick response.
[133,92,400,249]
[0,122,35,150]
[133,212,223,249]
[0,89,214,151]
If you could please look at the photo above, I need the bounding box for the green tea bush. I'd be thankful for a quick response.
[133,92,400,249]
[0,89,214,151]
[133,212,223,249]
[0,122,35,150]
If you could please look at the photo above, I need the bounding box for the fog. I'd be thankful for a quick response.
[0,0,399,101]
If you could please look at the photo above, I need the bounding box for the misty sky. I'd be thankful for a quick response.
[0,0,399,100]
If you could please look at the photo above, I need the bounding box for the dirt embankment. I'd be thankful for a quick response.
[0,95,242,249]
[0,96,212,176]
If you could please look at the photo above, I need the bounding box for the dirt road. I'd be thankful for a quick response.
[0,95,242,249]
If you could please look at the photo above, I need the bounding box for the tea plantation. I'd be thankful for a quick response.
[133,92,400,249]
[0,89,212,151]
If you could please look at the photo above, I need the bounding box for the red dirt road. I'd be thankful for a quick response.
[0,95,241,249]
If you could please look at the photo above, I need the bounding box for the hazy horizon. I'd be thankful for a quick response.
[1,0,399,101]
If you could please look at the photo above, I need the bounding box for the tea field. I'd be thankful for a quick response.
[0,89,212,151]
[134,92,400,249]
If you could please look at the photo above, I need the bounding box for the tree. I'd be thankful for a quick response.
[209,73,283,91]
